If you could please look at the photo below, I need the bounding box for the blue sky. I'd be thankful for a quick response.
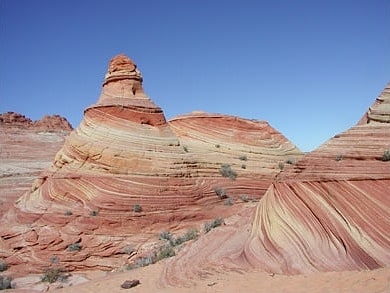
[1,0,389,152]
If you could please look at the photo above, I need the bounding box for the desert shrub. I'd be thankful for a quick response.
[183,146,189,152]
[224,197,234,206]
[40,268,64,283]
[122,245,134,255]
[278,162,284,170]
[335,154,343,161]
[0,275,12,290]
[181,228,199,242]
[127,253,155,270]
[382,150,390,161]
[204,218,224,233]
[241,164,246,169]
[67,242,82,252]
[89,210,98,216]
[156,245,175,261]
[170,228,199,246]
[0,261,7,272]
[159,231,173,241]
[214,187,227,199]
[64,210,73,216]
[240,195,249,202]
[286,158,294,164]
[127,244,175,270]
[219,164,237,180]
[215,144,220,148]
[133,204,142,213]
[239,155,247,161]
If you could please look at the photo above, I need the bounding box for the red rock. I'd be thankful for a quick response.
[0,54,302,274]
[243,82,390,274]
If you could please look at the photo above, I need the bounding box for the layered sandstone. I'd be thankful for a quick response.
[0,113,72,214]
[162,82,390,284]
[0,54,302,274]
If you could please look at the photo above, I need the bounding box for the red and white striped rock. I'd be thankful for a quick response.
[0,55,302,274]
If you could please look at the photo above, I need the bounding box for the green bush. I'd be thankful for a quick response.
[219,164,237,180]
[278,162,284,170]
[240,195,249,202]
[204,218,224,233]
[335,154,343,161]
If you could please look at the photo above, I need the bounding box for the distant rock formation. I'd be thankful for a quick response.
[0,54,302,274]
[0,111,73,131]
[0,113,71,216]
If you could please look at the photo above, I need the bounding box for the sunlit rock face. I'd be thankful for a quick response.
[0,54,302,273]
[244,82,390,274]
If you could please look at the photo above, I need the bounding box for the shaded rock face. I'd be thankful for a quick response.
[0,54,302,274]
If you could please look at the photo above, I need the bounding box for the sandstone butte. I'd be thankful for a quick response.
[160,82,390,287]
[0,54,303,275]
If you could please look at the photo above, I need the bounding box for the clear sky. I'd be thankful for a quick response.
[1,0,389,152]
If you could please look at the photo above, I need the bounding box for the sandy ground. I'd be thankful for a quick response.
[8,261,390,293]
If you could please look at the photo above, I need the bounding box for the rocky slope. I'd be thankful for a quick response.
[0,54,302,275]
[160,82,390,286]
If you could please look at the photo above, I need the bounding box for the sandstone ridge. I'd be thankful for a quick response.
[160,82,390,286]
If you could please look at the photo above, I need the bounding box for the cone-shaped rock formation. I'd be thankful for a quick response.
[0,54,302,273]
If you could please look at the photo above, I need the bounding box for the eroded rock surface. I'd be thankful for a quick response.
[0,113,72,214]
[0,55,302,275]
[160,83,390,286]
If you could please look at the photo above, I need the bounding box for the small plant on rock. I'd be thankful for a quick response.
[239,155,247,161]
[204,218,224,233]
[214,187,227,199]
[240,195,249,202]
[159,231,173,241]
[382,150,390,161]
[0,275,12,290]
[335,154,343,161]
[224,197,234,206]
[133,204,142,213]
[67,242,82,252]
[0,261,8,272]
[219,164,237,180]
